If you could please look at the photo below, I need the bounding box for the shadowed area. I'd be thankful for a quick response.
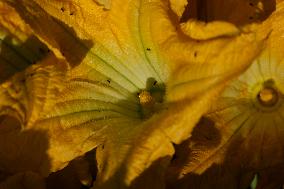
[7,0,94,68]
[46,149,97,189]
[0,35,49,83]
[130,156,172,189]
[0,115,50,185]
[166,115,284,189]
[181,0,276,26]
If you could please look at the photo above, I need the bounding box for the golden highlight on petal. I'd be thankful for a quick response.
[180,20,240,40]
[169,0,188,18]
[0,1,32,41]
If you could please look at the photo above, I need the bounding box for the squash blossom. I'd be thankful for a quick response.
[0,0,274,188]
[204,14,284,188]
[167,1,284,189]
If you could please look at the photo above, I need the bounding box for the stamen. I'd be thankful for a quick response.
[257,87,278,107]
[138,90,156,119]
[137,82,165,119]
[139,90,155,106]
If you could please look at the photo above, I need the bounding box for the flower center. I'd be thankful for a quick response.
[257,87,279,107]
[138,78,165,119]
[252,79,282,111]
[139,90,155,107]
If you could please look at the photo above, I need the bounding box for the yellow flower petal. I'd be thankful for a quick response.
[0,1,31,41]
[169,0,188,18]
[180,20,240,40]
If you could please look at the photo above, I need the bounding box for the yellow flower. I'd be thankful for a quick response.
[208,0,284,173]
[0,0,271,188]
[167,2,284,188]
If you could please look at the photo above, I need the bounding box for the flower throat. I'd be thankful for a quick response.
[138,78,165,119]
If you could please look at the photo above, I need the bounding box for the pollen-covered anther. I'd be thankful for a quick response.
[138,90,156,119]
[257,87,279,107]
[139,90,155,107]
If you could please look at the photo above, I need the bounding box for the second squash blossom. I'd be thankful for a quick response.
[212,49,284,117]
[208,47,284,169]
